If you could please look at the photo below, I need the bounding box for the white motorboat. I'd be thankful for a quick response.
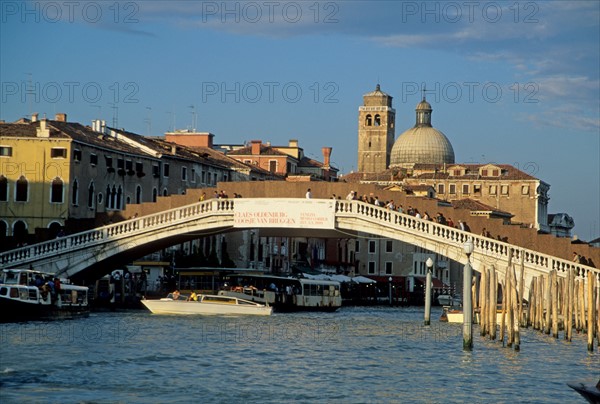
[141,293,273,316]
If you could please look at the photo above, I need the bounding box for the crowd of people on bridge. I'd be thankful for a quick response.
[338,190,470,232]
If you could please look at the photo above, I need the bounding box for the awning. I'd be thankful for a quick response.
[414,277,447,288]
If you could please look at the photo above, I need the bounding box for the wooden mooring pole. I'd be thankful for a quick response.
[588,273,596,352]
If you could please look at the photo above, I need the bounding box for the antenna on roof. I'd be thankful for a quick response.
[189,105,197,132]
[109,103,118,128]
[145,107,152,136]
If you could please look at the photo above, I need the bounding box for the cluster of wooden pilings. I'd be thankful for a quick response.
[475,265,599,352]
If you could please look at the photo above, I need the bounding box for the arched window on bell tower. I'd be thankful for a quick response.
[365,115,372,126]
[374,114,381,126]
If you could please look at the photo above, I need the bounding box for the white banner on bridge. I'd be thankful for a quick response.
[233,199,335,229]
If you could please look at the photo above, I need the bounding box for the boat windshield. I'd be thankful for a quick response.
[166,293,189,300]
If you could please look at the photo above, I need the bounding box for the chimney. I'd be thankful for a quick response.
[321,147,332,167]
[289,139,298,148]
[251,140,262,155]
[170,145,177,154]
[36,119,50,138]
[55,113,67,122]
[31,113,38,122]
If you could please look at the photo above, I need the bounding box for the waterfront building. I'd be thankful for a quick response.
[0,115,247,247]
[0,114,163,244]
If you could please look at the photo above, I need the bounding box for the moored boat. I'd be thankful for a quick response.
[141,293,273,316]
[440,306,505,324]
[0,268,89,322]
[219,275,342,312]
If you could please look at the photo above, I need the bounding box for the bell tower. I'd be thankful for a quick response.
[357,84,395,173]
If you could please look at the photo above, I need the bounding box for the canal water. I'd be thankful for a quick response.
[0,306,597,403]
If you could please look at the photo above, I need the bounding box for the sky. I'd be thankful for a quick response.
[1,0,599,240]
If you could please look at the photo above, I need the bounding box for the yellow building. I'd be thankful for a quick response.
[0,117,72,243]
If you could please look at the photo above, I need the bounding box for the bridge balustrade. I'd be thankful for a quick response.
[1,198,598,285]
[335,200,599,284]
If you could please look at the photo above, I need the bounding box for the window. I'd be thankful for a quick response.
[105,155,114,172]
[73,149,82,162]
[368,240,376,254]
[481,169,488,176]
[492,169,499,176]
[385,262,393,275]
[163,188,168,196]
[191,168,196,183]
[449,184,456,194]
[88,182,95,209]
[152,188,158,202]
[368,261,376,275]
[385,240,393,253]
[136,185,142,204]
[462,184,469,194]
[136,162,144,176]
[0,146,13,157]
[355,240,360,253]
[489,185,497,195]
[51,177,63,203]
[438,184,445,194]
[365,114,372,126]
[125,160,133,175]
[163,163,170,178]
[51,148,67,158]
[117,158,125,175]
[15,176,27,202]
[374,114,381,126]
[474,184,481,194]
[182,167,187,181]
[0,176,7,201]
[152,164,160,177]
[71,179,78,206]
[501,185,509,195]
[116,186,123,210]
[521,185,530,195]
[269,160,277,173]
[90,154,98,166]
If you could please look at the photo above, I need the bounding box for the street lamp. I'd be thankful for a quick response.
[463,239,474,350]
[424,257,434,325]
[388,276,393,306]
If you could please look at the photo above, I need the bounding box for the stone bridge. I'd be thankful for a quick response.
[1,198,598,292]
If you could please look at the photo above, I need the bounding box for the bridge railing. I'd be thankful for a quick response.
[2,198,598,283]
[335,200,600,282]
[0,199,236,268]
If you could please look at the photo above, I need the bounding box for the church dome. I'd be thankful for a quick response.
[390,98,455,168]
